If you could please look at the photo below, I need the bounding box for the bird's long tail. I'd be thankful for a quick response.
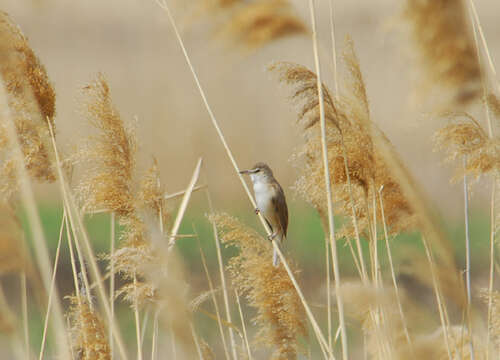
[272,236,284,267]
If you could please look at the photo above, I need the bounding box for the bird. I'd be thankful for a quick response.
[240,162,288,266]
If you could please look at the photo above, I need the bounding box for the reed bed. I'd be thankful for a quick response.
[0,1,500,359]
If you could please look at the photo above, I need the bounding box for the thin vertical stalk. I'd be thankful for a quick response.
[155,1,333,357]
[64,203,91,359]
[206,189,238,360]
[47,116,129,360]
[151,309,160,360]
[422,236,453,360]
[273,244,333,359]
[134,273,143,360]
[327,0,339,96]
[65,211,81,301]
[463,157,475,360]
[63,198,92,306]
[190,324,203,360]
[109,211,115,359]
[308,0,348,357]
[466,5,496,358]
[467,0,500,94]
[342,143,368,282]
[20,273,29,360]
[168,158,203,250]
[198,241,231,360]
[371,188,379,287]
[235,289,253,360]
[328,0,368,284]
[39,211,66,360]
[487,179,496,360]
[0,76,70,359]
[378,186,414,356]
[325,236,332,349]
[141,309,150,348]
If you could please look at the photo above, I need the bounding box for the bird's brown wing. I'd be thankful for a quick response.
[271,182,288,237]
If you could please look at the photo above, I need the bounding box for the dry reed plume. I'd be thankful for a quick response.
[75,73,196,358]
[434,112,500,180]
[270,37,416,240]
[211,213,306,360]
[403,0,481,106]
[76,74,168,328]
[200,0,307,49]
[67,295,111,360]
[77,73,136,216]
[114,161,171,307]
[0,11,56,184]
[221,0,306,49]
[338,282,408,359]
[137,157,170,229]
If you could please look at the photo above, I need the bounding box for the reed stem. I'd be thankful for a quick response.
[109,211,115,359]
[0,76,70,359]
[206,189,238,360]
[308,0,348,357]
[378,186,414,356]
[463,157,475,360]
[155,1,334,356]
[235,289,253,360]
[38,211,66,360]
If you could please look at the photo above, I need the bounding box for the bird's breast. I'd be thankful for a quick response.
[253,181,274,215]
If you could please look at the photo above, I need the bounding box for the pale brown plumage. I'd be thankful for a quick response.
[240,162,288,266]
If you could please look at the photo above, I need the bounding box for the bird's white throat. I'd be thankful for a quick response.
[251,177,273,215]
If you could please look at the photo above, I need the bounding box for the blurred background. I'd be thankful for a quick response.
[1,0,500,358]
[1,0,497,213]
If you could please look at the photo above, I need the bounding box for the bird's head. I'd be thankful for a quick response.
[239,162,274,183]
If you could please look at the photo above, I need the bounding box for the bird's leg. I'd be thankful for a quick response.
[254,207,260,214]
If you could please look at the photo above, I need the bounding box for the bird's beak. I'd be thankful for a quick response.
[239,169,256,175]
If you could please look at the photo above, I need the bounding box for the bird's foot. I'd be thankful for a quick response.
[268,232,277,241]
[254,207,260,215]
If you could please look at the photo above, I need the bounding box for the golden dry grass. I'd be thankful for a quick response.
[212,213,306,359]
[67,295,111,360]
[76,73,136,216]
[1,1,500,359]
[0,11,56,183]
[270,37,417,240]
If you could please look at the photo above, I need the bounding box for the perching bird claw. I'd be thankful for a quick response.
[268,232,278,241]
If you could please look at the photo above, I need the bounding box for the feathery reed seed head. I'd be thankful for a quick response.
[77,73,136,216]
[0,11,56,183]
[211,213,306,359]
[403,0,481,106]
[67,296,111,360]
[434,112,500,179]
[270,37,416,237]
[220,0,306,49]
[137,157,169,228]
